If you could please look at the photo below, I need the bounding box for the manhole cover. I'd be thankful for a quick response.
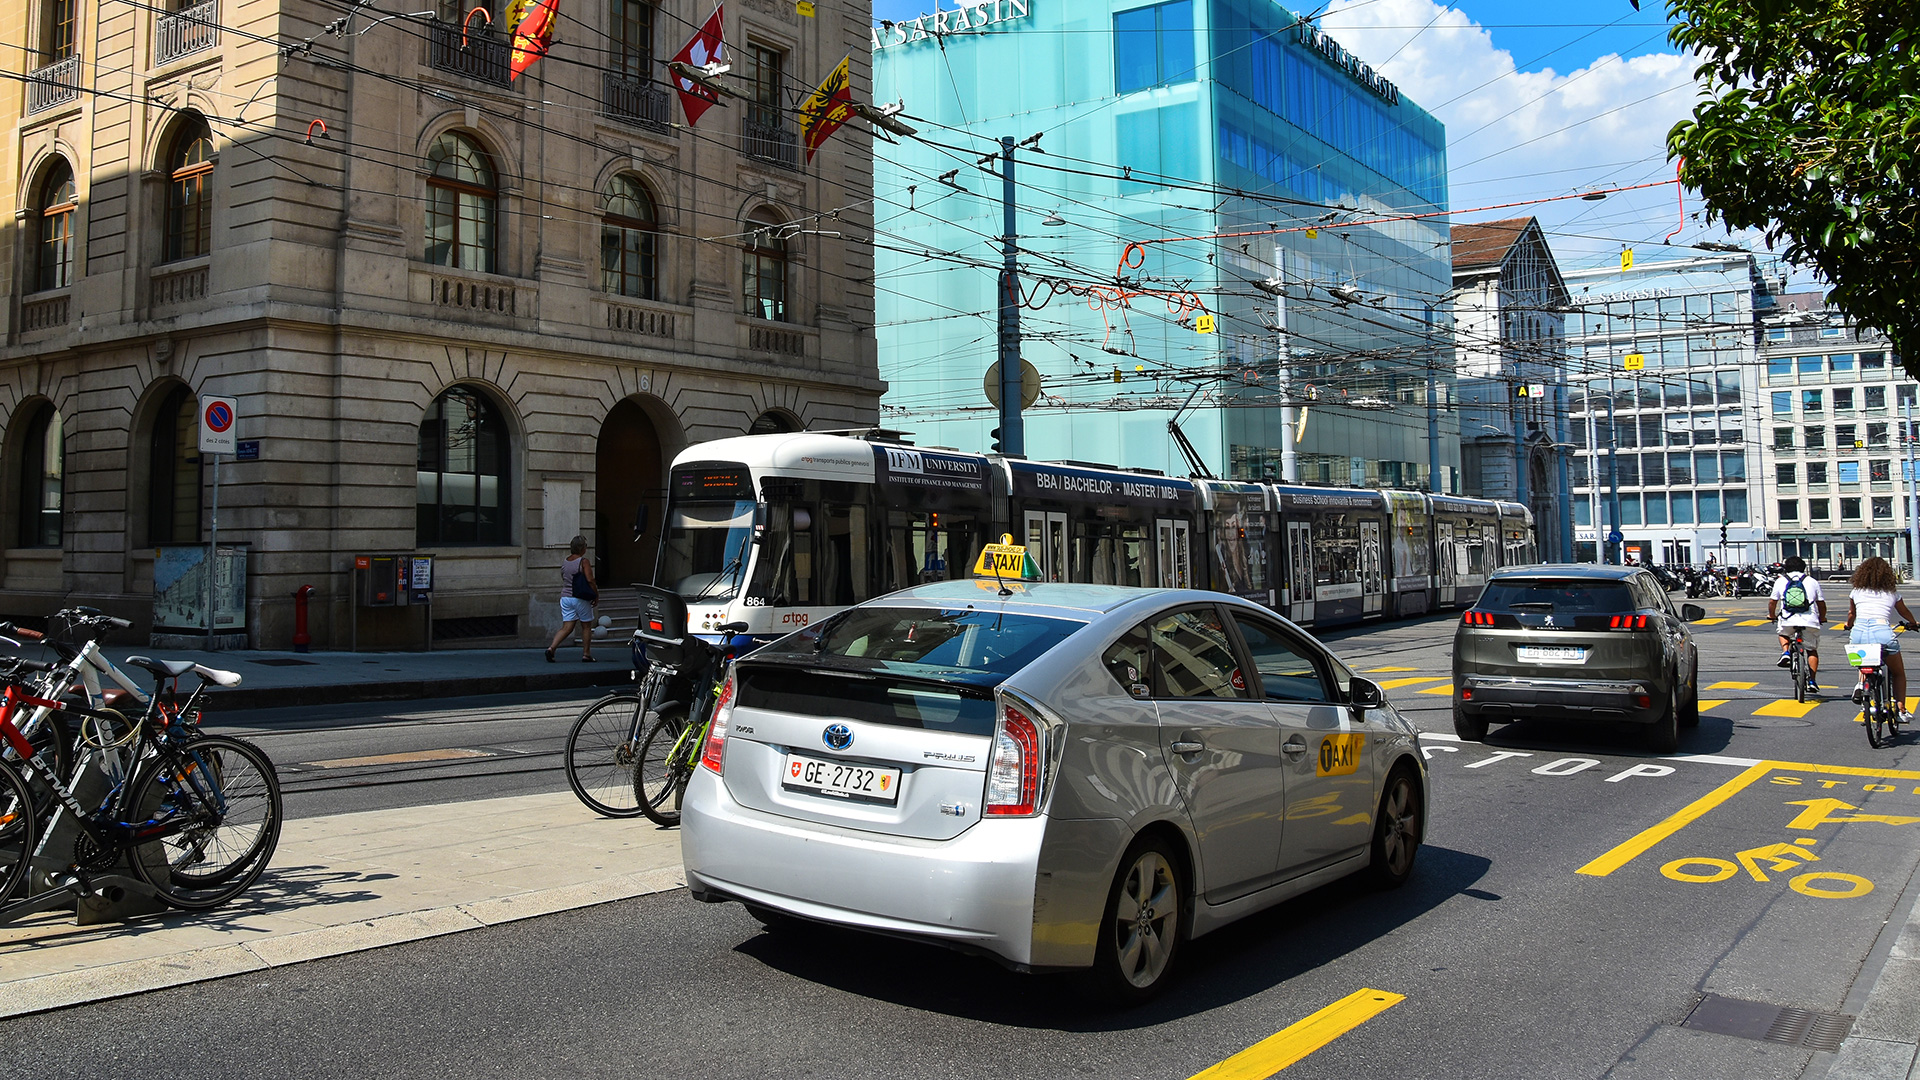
[1735,716,1816,728]
[1682,994,1851,1052]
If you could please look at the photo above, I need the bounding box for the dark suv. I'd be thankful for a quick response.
[1452,565,1706,751]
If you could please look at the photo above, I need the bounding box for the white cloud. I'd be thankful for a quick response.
[1319,0,1719,265]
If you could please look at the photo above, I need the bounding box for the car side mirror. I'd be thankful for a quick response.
[1681,604,1706,621]
[1350,677,1384,711]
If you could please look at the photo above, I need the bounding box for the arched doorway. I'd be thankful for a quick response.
[596,398,665,588]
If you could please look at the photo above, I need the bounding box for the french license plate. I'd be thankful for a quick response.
[782,754,902,804]
[1516,644,1587,664]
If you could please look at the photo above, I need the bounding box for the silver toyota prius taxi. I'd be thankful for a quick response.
[679,581,1427,1000]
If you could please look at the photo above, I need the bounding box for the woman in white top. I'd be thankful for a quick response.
[546,534,599,663]
[1844,556,1918,717]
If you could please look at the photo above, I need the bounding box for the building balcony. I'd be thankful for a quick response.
[597,294,684,342]
[155,0,219,65]
[410,264,537,326]
[429,21,511,87]
[19,290,70,333]
[601,72,670,131]
[741,115,798,169]
[26,55,82,114]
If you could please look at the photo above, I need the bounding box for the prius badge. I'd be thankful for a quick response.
[823,723,854,751]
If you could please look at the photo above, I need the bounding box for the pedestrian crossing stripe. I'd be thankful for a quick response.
[1696,618,1729,625]
[1364,667,1418,673]
[1417,683,1455,695]
[1736,620,1769,627]
[1752,699,1821,718]
[1698,699,1728,712]
[1707,681,1757,690]
[1376,676,1448,689]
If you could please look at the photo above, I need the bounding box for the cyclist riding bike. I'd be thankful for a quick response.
[1770,556,1829,693]
[1844,556,1919,722]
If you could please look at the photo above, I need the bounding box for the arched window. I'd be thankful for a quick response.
[15,403,63,548]
[601,174,657,299]
[34,159,75,292]
[164,116,214,262]
[749,410,797,435]
[743,209,787,322]
[417,386,511,545]
[425,133,496,273]
[147,386,202,544]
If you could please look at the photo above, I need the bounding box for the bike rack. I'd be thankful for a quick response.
[0,871,160,927]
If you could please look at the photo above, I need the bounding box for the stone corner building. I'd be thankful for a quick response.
[0,0,879,648]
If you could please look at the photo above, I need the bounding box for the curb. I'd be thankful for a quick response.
[0,865,686,1020]
[1802,845,1920,1079]
[202,666,634,710]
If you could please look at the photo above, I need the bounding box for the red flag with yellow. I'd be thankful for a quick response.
[799,54,854,163]
[506,0,559,81]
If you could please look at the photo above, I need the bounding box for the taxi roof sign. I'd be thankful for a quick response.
[972,534,1039,580]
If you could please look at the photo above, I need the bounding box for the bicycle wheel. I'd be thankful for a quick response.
[1867,677,1892,748]
[563,694,652,818]
[0,760,36,903]
[635,703,693,828]
[1793,649,1809,703]
[126,735,282,910]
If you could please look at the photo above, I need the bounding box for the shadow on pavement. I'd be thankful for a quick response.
[728,843,1492,1031]
[1471,710,1740,758]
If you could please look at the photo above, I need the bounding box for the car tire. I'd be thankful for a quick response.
[1679,664,1701,729]
[1645,684,1681,753]
[1453,701,1488,742]
[1089,834,1187,1005]
[1365,766,1423,889]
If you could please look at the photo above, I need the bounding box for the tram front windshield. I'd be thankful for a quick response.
[659,501,755,602]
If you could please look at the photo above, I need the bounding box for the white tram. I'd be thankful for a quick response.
[652,432,1534,643]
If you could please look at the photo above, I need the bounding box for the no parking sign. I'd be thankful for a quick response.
[199,396,237,454]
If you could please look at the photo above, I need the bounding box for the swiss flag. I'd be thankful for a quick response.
[670,4,726,127]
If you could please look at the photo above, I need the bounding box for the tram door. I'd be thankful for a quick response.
[1285,520,1314,624]
[1436,522,1457,606]
[1024,510,1068,582]
[1360,520,1384,616]
[1154,518,1192,589]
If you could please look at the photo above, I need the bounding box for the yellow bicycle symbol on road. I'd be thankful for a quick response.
[1660,838,1874,898]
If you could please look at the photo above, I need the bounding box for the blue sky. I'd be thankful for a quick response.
[868,0,1768,272]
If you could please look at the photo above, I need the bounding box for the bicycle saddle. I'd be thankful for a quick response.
[125,656,243,687]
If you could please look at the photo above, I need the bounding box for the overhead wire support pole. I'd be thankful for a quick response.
[997,135,1024,457]
[1424,304,1439,494]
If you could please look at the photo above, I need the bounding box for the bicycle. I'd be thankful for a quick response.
[0,649,281,913]
[562,653,668,819]
[626,586,748,828]
[1786,626,1813,704]
[1854,627,1913,749]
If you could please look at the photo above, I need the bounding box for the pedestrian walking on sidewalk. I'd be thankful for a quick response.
[547,535,599,662]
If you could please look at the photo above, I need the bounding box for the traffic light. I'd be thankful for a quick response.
[1720,519,1730,546]
[990,427,1003,453]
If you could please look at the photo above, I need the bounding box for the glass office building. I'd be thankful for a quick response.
[1563,253,1783,565]
[873,0,1460,485]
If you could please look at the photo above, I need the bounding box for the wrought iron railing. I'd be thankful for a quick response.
[155,1,219,65]
[26,55,82,114]
[602,72,670,130]
[741,115,798,169]
[428,21,511,87]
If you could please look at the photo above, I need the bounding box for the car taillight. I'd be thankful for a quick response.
[985,698,1042,816]
[699,670,735,773]
[1462,610,1495,626]
[1609,614,1650,630]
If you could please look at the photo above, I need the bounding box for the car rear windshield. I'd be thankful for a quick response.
[739,607,1087,734]
[1475,579,1635,615]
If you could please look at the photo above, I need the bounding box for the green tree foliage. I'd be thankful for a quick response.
[1666,0,1919,371]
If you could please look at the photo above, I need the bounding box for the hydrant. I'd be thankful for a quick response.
[292,585,314,653]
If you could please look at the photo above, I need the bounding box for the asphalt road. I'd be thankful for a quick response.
[8,597,1920,1080]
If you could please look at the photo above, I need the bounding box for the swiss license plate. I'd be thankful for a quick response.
[1517,644,1587,664]
[782,754,902,804]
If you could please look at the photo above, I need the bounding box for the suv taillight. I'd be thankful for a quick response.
[699,670,735,773]
[984,698,1043,816]
[1608,614,1650,630]
[1462,611,1496,626]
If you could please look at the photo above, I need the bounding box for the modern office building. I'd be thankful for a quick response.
[0,0,879,647]
[1450,217,1570,559]
[1759,292,1918,569]
[872,0,1461,488]
[1564,252,1783,566]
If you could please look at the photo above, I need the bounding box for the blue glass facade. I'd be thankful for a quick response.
[874,0,1458,483]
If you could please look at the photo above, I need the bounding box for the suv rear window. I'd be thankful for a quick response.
[1475,579,1635,615]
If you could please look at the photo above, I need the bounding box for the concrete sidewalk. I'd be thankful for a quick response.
[1810,857,1920,1078]
[7,641,636,709]
[0,793,684,1018]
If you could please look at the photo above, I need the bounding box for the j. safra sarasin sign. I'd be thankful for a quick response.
[873,0,1034,50]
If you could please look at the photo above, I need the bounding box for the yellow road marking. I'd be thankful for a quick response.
[1707,681,1756,690]
[1417,683,1456,695]
[306,748,494,769]
[1848,697,1918,724]
[1696,618,1729,625]
[1698,699,1729,712]
[1753,699,1821,718]
[1363,667,1417,673]
[1376,676,1448,689]
[1187,988,1405,1080]
[1734,619,1767,627]
[1833,623,1848,630]
[1576,762,1774,877]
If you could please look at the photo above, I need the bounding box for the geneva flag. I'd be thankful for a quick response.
[671,4,727,127]
[506,0,559,81]
[799,54,854,163]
